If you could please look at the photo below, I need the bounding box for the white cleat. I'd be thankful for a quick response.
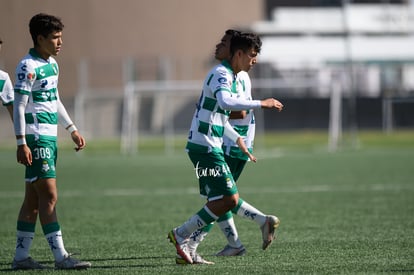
[176,252,214,265]
[168,228,193,264]
[261,215,280,250]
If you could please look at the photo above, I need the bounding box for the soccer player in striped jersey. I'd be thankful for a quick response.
[168,31,283,264]
[217,31,280,256]
[0,38,14,120]
[12,13,91,270]
[175,30,281,265]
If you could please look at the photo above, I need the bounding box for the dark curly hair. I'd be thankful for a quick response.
[230,32,262,56]
[29,13,64,46]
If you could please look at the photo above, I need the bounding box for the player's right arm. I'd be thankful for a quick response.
[260,98,284,111]
[14,60,35,166]
[14,92,32,166]
[223,120,256,162]
[216,90,283,112]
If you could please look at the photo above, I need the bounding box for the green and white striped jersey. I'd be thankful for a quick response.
[186,60,236,154]
[14,48,60,141]
[0,70,14,106]
[222,71,255,160]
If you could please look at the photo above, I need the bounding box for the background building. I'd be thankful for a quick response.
[1,0,413,148]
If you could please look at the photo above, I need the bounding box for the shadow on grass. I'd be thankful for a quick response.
[0,256,176,272]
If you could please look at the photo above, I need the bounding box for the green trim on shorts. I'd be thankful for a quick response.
[197,208,216,224]
[17,221,36,232]
[42,222,60,235]
[217,211,233,222]
[232,197,244,214]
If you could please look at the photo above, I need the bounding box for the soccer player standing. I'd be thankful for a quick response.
[12,13,91,270]
[0,38,14,120]
[168,32,283,264]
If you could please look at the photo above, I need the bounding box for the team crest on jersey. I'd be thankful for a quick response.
[27,73,35,81]
[52,64,58,74]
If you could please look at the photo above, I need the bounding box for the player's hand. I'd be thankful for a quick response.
[246,151,257,163]
[17,145,32,166]
[236,137,257,163]
[260,98,284,112]
[71,130,86,152]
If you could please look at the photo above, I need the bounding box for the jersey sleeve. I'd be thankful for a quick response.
[0,72,14,105]
[14,60,36,95]
[211,70,234,98]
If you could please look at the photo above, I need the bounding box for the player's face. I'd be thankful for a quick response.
[238,48,258,72]
[215,34,232,61]
[36,31,63,59]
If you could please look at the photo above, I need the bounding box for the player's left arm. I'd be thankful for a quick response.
[57,98,86,151]
[223,120,256,162]
[6,104,13,121]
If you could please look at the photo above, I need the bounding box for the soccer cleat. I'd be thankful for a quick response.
[215,244,246,256]
[261,215,280,250]
[55,254,91,270]
[11,257,46,270]
[168,228,193,264]
[176,253,215,265]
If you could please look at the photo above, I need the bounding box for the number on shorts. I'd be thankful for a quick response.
[33,147,51,160]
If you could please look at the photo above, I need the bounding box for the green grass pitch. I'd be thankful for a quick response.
[0,131,413,274]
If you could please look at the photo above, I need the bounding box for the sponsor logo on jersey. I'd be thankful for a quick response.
[218,77,227,84]
[41,79,48,88]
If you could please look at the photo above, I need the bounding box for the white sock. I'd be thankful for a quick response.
[45,230,68,262]
[187,229,209,253]
[176,214,209,239]
[14,231,35,261]
[218,217,242,248]
[236,200,267,226]
[177,206,218,239]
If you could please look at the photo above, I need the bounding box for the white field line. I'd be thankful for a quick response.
[0,183,412,198]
